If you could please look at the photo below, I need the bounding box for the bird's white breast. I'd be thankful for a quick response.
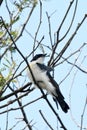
[27,62,47,83]
[27,61,55,93]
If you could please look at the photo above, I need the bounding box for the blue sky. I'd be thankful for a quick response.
[0,0,87,130]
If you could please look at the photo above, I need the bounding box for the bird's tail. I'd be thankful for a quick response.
[47,72,69,113]
[56,96,69,113]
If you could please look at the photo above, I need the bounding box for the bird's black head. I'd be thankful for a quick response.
[31,54,47,62]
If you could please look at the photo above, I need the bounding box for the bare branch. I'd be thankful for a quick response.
[0,0,3,6]
[53,14,87,65]
[15,94,32,130]
[48,0,76,66]
[46,11,53,47]
[39,110,54,130]
[58,0,78,42]
[80,97,87,130]
[57,0,75,41]
[0,83,33,102]
[33,0,43,55]
[0,94,43,114]
[15,4,36,42]
[5,107,9,130]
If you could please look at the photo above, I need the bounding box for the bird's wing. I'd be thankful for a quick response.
[36,63,53,72]
[46,71,64,99]
[46,72,69,113]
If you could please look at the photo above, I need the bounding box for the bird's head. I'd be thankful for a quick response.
[31,54,47,63]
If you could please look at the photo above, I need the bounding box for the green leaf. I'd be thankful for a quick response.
[10,30,18,39]
[0,73,6,97]
[9,47,16,53]
[4,57,11,66]
[0,31,4,37]
[11,16,20,25]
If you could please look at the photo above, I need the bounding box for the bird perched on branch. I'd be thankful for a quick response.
[27,53,69,113]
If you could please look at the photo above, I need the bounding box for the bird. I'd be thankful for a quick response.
[27,53,69,113]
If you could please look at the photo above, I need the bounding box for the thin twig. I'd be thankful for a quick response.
[0,94,43,113]
[46,12,53,47]
[9,85,32,130]
[15,4,36,42]
[0,83,33,102]
[59,0,78,42]
[5,107,9,130]
[39,110,54,130]
[33,0,42,56]
[69,58,87,129]
[80,97,87,130]
[53,14,87,65]
[48,0,75,66]
[38,88,67,130]
[15,94,32,130]
[57,0,75,40]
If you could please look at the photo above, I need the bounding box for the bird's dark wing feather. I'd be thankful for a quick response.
[46,71,64,99]
[46,72,69,113]
[36,63,53,72]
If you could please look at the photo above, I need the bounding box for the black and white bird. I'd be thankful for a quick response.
[27,54,69,113]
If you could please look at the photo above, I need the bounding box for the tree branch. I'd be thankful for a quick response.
[39,110,54,130]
